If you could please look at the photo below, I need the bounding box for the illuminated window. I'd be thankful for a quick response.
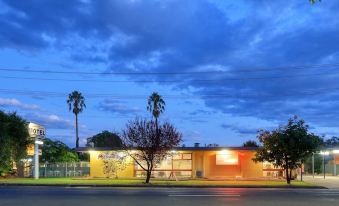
[216,150,238,165]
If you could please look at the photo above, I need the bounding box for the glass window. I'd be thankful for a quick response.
[182,153,192,160]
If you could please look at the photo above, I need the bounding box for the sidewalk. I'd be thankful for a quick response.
[303,175,339,189]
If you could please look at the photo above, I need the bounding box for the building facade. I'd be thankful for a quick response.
[83,147,284,179]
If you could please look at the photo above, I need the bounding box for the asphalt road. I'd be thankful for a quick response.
[1,186,339,206]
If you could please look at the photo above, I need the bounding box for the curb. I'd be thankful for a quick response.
[0,183,327,189]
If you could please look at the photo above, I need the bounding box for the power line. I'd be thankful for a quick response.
[0,71,338,83]
[1,63,339,75]
[1,87,339,99]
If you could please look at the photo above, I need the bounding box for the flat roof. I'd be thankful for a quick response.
[75,146,258,152]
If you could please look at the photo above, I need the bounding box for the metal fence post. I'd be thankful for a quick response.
[65,162,68,177]
[312,152,314,178]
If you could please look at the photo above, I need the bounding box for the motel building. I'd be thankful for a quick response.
[78,145,287,179]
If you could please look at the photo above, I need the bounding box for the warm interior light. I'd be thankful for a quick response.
[216,150,238,165]
[218,150,231,155]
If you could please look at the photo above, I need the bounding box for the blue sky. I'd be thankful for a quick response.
[1,0,339,147]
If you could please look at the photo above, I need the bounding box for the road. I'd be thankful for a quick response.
[1,186,339,206]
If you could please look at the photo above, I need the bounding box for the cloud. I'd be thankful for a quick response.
[221,123,260,135]
[189,109,217,116]
[70,53,107,64]
[182,130,203,144]
[98,99,141,115]
[0,98,39,110]
[24,113,73,129]
[1,0,339,130]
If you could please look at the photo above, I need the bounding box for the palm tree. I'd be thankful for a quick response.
[147,92,165,128]
[67,90,86,148]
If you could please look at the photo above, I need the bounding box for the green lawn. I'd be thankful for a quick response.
[0,178,317,188]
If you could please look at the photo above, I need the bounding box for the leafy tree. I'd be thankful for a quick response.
[122,118,182,183]
[253,116,322,184]
[87,131,122,148]
[67,90,86,148]
[310,0,321,4]
[0,111,30,176]
[324,136,339,147]
[40,138,79,163]
[243,140,259,147]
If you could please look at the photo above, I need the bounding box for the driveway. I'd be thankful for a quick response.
[303,175,339,189]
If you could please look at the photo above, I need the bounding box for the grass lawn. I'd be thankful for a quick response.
[0,178,317,188]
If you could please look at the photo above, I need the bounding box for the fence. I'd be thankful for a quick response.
[303,154,338,176]
[38,162,90,177]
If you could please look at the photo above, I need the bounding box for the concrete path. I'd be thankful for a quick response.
[303,175,339,189]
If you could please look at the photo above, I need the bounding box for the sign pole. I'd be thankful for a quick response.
[34,141,39,179]
[28,123,45,180]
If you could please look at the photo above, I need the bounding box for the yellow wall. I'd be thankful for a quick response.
[240,151,264,178]
[89,149,264,179]
[89,151,134,178]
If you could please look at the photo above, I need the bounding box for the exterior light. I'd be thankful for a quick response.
[35,140,44,145]
[320,151,329,155]
[219,150,230,155]
[333,150,339,154]
[117,152,125,158]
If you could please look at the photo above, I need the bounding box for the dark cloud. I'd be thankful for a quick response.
[70,54,107,64]
[98,99,140,115]
[189,109,217,116]
[1,0,339,129]
[221,123,261,135]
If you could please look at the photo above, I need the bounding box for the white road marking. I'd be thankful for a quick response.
[168,194,240,197]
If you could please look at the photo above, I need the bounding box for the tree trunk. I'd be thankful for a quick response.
[155,117,160,146]
[75,113,79,148]
[145,170,151,183]
[289,168,292,182]
[286,167,290,184]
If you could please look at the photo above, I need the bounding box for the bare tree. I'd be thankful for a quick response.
[122,118,182,183]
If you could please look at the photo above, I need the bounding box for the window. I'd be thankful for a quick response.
[135,153,192,178]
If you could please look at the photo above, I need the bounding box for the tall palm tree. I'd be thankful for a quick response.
[67,90,86,148]
[147,92,165,128]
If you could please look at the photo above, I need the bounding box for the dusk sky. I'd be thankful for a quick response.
[0,0,339,148]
